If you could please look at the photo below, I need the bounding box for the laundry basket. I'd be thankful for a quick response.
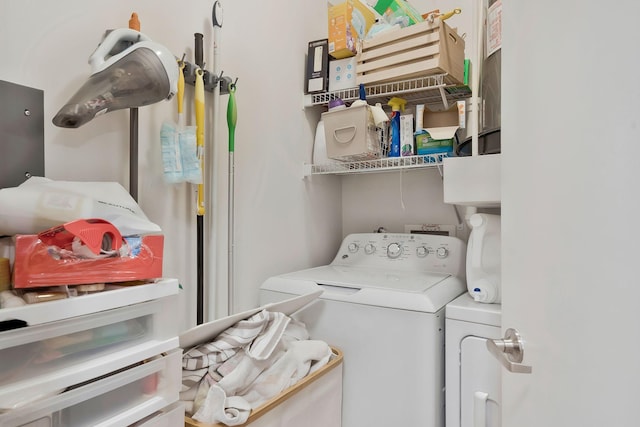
[184,347,343,427]
[181,292,343,427]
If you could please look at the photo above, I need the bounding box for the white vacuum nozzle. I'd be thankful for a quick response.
[53,29,178,128]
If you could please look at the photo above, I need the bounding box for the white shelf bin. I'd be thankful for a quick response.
[0,348,181,427]
[0,294,179,410]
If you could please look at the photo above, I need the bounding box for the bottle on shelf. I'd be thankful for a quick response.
[387,97,407,157]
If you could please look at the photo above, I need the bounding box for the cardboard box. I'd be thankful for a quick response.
[12,233,164,288]
[356,19,465,85]
[415,104,460,155]
[322,104,381,161]
[328,57,358,92]
[305,39,329,94]
[182,293,344,427]
[400,113,414,156]
[328,0,376,59]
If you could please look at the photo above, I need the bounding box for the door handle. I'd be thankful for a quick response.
[486,328,532,374]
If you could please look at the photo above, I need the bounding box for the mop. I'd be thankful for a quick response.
[211,1,233,315]
[227,80,237,315]
[211,1,238,315]
[195,35,206,325]
[210,1,237,315]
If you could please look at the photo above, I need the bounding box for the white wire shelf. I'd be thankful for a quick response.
[304,153,450,176]
[303,74,471,109]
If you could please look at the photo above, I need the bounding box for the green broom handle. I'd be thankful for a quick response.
[227,83,237,152]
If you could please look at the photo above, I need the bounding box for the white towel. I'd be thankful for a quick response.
[247,311,289,360]
[239,340,332,408]
[192,384,252,426]
[217,348,281,396]
[183,309,289,371]
[183,311,332,425]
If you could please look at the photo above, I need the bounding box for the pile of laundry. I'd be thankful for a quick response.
[181,309,332,426]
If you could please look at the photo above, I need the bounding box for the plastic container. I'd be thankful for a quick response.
[322,104,381,161]
[0,292,179,410]
[387,97,406,158]
[466,213,502,303]
[0,349,181,427]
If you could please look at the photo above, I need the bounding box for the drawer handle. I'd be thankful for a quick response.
[333,126,357,144]
[473,391,489,427]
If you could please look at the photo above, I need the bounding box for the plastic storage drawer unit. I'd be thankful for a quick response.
[130,402,185,427]
[0,348,181,427]
[0,291,179,412]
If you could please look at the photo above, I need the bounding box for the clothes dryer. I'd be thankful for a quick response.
[259,233,467,427]
[445,293,502,427]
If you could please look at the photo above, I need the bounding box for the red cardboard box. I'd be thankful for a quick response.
[12,232,164,288]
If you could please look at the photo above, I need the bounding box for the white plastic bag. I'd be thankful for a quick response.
[0,177,161,236]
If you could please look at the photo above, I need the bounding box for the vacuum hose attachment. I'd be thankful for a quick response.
[53,29,178,128]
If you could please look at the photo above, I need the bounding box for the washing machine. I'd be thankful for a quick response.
[259,233,467,427]
[445,293,502,427]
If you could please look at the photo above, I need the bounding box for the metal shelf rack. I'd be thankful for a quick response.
[303,74,470,177]
[304,153,450,177]
[303,74,471,110]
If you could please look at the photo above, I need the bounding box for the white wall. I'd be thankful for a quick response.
[0,0,477,331]
[342,169,458,234]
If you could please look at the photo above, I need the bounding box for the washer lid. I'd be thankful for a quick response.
[283,265,450,292]
[445,293,502,327]
[262,265,466,312]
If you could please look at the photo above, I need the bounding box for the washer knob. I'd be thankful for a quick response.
[365,243,376,255]
[387,243,402,259]
[348,243,359,253]
[416,246,428,257]
[436,247,449,259]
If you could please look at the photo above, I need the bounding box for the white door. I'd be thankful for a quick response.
[500,1,640,426]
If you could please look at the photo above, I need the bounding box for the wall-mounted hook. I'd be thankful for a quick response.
[203,70,219,92]
[181,60,235,94]
[183,61,198,86]
[218,75,233,94]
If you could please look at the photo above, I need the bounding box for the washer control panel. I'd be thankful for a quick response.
[332,233,466,275]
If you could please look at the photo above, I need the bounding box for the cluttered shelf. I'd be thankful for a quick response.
[303,74,471,109]
[304,153,449,176]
